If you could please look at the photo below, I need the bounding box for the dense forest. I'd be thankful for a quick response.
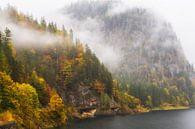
[0,7,145,128]
[0,3,195,129]
[65,1,195,107]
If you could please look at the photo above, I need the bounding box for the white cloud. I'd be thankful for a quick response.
[0,0,195,65]
[0,11,63,48]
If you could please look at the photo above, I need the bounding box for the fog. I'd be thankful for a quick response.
[0,0,194,67]
[51,9,123,69]
[0,11,63,49]
[0,3,122,69]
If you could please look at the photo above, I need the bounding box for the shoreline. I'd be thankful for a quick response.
[151,106,190,112]
[75,106,191,120]
[57,106,194,129]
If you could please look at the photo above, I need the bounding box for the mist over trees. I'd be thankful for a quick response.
[0,7,145,128]
[64,1,194,107]
[0,1,195,129]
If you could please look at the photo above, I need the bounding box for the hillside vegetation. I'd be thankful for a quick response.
[0,2,195,128]
[0,7,145,128]
[65,1,195,107]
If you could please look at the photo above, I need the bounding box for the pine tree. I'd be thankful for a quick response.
[0,32,9,72]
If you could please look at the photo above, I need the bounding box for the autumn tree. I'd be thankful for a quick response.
[30,70,49,107]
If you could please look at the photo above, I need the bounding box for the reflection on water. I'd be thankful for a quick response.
[55,109,195,129]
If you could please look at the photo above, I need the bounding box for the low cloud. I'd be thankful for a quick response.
[0,10,63,48]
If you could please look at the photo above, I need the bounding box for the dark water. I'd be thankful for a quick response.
[56,109,195,129]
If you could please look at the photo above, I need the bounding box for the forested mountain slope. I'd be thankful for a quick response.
[0,6,145,128]
[0,2,195,128]
[64,1,194,106]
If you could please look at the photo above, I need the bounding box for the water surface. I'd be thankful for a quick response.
[56,109,195,129]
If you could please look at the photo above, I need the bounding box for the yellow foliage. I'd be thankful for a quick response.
[135,105,149,113]
[39,89,68,128]
[49,93,64,110]
[0,111,14,122]
[112,80,119,97]
[0,72,14,87]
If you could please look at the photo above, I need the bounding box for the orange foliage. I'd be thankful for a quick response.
[94,80,105,93]
[0,111,14,122]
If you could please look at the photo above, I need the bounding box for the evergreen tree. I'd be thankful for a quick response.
[0,32,9,72]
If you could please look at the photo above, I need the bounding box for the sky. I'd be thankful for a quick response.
[0,0,195,65]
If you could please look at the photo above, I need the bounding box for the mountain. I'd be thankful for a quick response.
[0,2,195,129]
[0,6,146,128]
[64,1,194,106]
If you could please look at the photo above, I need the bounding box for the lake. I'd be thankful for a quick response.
[56,109,195,129]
